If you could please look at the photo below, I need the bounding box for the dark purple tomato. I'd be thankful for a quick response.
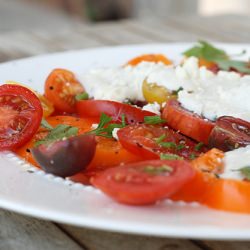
[208,116,250,151]
[31,134,96,177]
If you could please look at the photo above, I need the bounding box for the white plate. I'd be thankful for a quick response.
[1,43,250,240]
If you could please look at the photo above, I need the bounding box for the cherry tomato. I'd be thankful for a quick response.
[0,84,43,150]
[91,160,194,205]
[126,54,172,66]
[31,134,96,177]
[38,94,54,118]
[208,116,250,151]
[45,69,84,113]
[162,100,215,144]
[142,80,176,105]
[117,124,207,160]
[15,116,95,167]
[76,100,155,124]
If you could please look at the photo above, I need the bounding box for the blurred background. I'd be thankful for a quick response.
[1,0,250,31]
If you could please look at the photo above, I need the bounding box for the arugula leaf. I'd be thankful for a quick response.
[237,166,250,180]
[75,92,89,101]
[35,124,79,147]
[144,116,166,125]
[88,113,126,138]
[160,153,183,160]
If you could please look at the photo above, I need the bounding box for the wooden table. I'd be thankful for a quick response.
[1,15,250,250]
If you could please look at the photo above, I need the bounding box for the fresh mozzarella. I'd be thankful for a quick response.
[220,145,250,180]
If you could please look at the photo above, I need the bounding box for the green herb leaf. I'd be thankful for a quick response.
[237,166,250,180]
[144,116,166,125]
[41,119,53,130]
[189,153,196,160]
[159,142,176,149]
[35,124,79,147]
[75,92,89,101]
[176,144,185,150]
[216,60,250,74]
[143,165,173,175]
[88,113,126,138]
[160,153,183,160]
[195,142,204,151]
[155,134,166,144]
[172,87,183,96]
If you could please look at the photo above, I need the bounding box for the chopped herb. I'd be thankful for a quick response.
[123,98,133,105]
[172,87,184,95]
[195,142,204,151]
[155,134,166,144]
[235,166,250,180]
[75,92,89,101]
[35,124,79,146]
[87,113,126,138]
[159,141,176,149]
[41,118,53,130]
[189,153,196,160]
[183,41,250,74]
[143,165,173,175]
[144,116,166,125]
[160,153,183,160]
[176,144,185,150]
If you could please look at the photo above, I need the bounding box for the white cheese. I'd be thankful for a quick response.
[112,128,120,140]
[220,145,250,180]
[142,102,161,115]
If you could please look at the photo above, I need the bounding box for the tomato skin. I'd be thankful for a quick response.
[91,160,195,205]
[0,84,43,150]
[45,69,84,113]
[76,100,155,124]
[162,100,215,144]
[117,124,206,160]
[127,54,172,66]
[38,94,54,118]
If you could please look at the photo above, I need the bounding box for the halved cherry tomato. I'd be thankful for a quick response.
[45,69,84,113]
[76,100,155,124]
[91,160,195,205]
[117,124,207,160]
[0,84,43,150]
[15,116,95,166]
[208,116,250,151]
[127,54,172,66]
[162,100,215,144]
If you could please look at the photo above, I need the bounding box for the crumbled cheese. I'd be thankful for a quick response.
[112,128,120,140]
[142,102,161,115]
[91,123,98,129]
[220,145,250,180]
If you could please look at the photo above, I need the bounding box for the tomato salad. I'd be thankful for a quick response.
[1,41,250,214]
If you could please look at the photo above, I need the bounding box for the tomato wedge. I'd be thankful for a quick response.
[45,69,84,113]
[117,124,207,160]
[162,100,215,144]
[76,100,155,124]
[0,84,43,150]
[91,160,195,205]
[126,54,172,66]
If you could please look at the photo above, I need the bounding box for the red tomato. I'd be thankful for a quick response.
[126,54,172,66]
[76,100,155,124]
[162,100,215,144]
[91,160,195,205]
[117,124,206,160]
[0,84,43,150]
[45,69,84,113]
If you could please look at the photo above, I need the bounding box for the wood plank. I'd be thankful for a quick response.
[59,225,202,250]
[196,240,250,250]
[0,209,84,250]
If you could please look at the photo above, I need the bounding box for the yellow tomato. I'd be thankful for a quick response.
[142,80,176,105]
[38,94,54,118]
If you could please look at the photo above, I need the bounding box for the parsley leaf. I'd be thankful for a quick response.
[195,142,204,151]
[144,116,166,125]
[143,165,173,175]
[35,124,79,147]
[159,142,176,149]
[155,134,166,144]
[88,113,126,138]
[41,118,53,130]
[160,153,183,160]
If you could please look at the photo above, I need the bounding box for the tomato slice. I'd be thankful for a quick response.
[117,124,207,160]
[0,84,43,150]
[91,160,195,205]
[15,115,95,166]
[45,69,84,113]
[76,100,155,124]
[162,100,215,144]
[126,54,172,66]
[38,94,54,118]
